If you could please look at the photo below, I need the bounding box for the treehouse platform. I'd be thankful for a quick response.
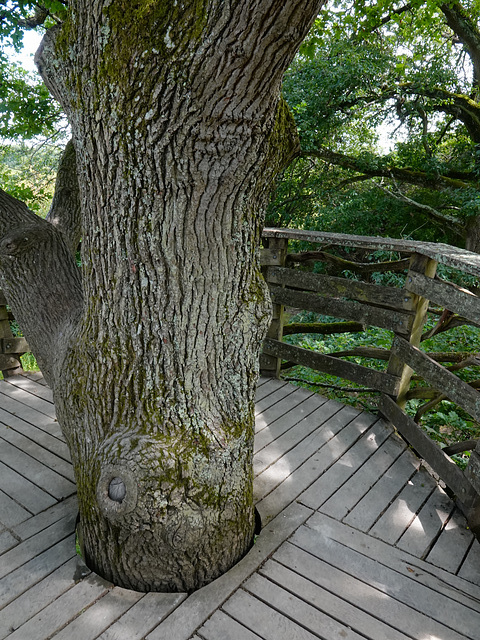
[0,373,479,640]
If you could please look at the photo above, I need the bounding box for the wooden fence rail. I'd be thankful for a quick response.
[2,227,480,531]
[0,291,29,377]
[260,228,480,533]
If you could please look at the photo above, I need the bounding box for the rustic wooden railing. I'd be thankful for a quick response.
[2,227,480,531]
[260,228,480,534]
[0,290,29,377]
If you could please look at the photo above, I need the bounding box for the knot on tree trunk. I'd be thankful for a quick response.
[0,225,54,257]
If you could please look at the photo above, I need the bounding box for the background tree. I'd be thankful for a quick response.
[0,0,324,592]
[269,0,480,251]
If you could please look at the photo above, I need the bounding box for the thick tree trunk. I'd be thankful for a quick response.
[0,0,323,592]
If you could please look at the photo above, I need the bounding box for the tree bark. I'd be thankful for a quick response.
[46,140,82,253]
[0,0,324,592]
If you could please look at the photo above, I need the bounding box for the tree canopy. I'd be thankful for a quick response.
[268,0,480,251]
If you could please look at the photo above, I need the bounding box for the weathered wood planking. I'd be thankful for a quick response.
[368,465,438,545]
[262,227,480,278]
[263,337,400,394]
[288,517,480,638]
[255,408,379,523]
[0,380,56,420]
[379,394,476,503]
[269,285,413,333]
[265,265,413,310]
[407,271,480,323]
[0,339,29,356]
[3,375,53,403]
[391,336,480,421]
[1,375,480,640]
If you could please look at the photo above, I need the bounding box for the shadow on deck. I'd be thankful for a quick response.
[0,374,479,639]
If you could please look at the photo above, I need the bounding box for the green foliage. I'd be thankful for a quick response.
[0,59,62,139]
[20,352,39,371]
[283,39,393,150]
[0,141,62,215]
[0,2,66,139]
[282,308,480,468]
[270,0,480,249]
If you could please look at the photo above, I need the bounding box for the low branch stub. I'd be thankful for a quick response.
[96,464,138,521]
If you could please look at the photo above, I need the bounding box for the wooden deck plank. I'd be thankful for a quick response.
[5,573,110,640]
[458,538,480,586]
[254,378,289,404]
[0,531,18,556]
[259,559,411,640]
[51,587,145,640]
[320,433,407,520]
[196,610,263,640]
[0,438,75,500]
[97,593,187,640]
[298,418,394,511]
[254,389,324,447]
[0,489,32,528]
[254,399,343,475]
[274,542,469,640]
[395,485,455,558]
[425,510,475,574]
[0,513,75,581]
[11,494,77,542]
[0,408,69,461]
[288,525,480,639]
[302,512,480,610]
[0,536,76,610]
[221,588,321,640]
[0,557,88,640]
[4,376,54,403]
[0,390,63,439]
[0,427,73,482]
[368,465,438,545]
[0,381,55,419]
[254,383,296,415]
[255,410,377,522]
[257,383,314,419]
[0,460,56,514]
[343,449,421,532]
[244,573,368,640]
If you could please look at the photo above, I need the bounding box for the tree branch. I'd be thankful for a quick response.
[441,1,480,92]
[46,140,82,254]
[302,147,473,190]
[373,179,464,237]
[286,249,411,275]
[17,5,49,29]
[0,189,83,389]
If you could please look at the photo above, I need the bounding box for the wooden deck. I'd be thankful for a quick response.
[0,374,480,639]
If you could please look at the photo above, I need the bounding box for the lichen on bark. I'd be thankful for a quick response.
[1,0,327,592]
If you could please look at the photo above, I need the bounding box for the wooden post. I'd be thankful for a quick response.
[0,289,25,378]
[260,237,288,378]
[464,439,480,535]
[385,252,437,409]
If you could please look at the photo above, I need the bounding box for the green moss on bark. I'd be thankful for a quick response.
[101,0,208,87]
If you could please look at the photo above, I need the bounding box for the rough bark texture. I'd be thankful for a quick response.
[0,0,324,592]
[46,140,82,253]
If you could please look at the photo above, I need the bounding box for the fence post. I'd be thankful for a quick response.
[260,236,288,378]
[384,252,437,409]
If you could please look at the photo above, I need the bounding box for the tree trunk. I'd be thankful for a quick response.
[0,0,323,592]
[465,214,480,253]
